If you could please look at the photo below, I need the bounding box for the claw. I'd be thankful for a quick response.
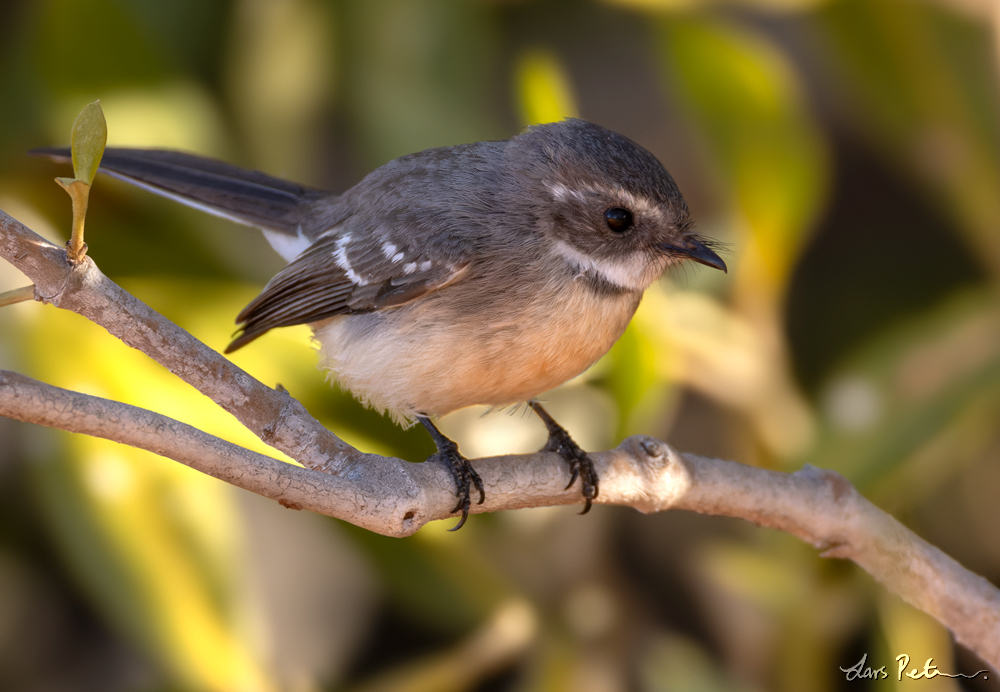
[448,498,470,531]
[564,467,580,491]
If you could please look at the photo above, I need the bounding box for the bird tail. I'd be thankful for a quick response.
[30,147,326,248]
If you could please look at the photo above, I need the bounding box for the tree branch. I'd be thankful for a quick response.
[1,208,999,666]
[0,209,359,474]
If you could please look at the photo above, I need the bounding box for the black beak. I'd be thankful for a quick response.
[665,238,727,273]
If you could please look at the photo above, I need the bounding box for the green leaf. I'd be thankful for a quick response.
[70,100,107,185]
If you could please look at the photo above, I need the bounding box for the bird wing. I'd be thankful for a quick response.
[226,226,468,352]
[32,145,485,352]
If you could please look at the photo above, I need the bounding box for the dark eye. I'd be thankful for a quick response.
[604,207,634,233]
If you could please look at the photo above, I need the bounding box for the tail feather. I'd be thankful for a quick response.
[30,146,326,237]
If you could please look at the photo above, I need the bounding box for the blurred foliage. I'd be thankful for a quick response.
[1,0,999,690]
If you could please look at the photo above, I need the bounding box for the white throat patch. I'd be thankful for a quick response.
[552,239,650,292]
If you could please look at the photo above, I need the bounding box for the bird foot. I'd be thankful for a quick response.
[419,417,484,530]
[529,402,599,513]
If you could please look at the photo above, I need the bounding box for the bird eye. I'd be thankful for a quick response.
[604,207,634,233]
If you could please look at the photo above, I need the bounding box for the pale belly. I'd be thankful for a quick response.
[311,282,643,424]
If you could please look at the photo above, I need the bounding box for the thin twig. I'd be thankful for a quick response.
[0,284,34,307]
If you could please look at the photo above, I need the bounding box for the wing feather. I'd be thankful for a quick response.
[226,231,467,352]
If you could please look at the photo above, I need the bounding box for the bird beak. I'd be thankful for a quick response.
[665,238,727,273]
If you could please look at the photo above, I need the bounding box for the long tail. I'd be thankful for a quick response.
[31,147,328,259]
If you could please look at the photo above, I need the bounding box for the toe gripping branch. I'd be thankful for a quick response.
[529,402,599,513]
[419,417,484,531]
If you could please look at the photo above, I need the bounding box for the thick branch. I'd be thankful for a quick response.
[2,208,999,665]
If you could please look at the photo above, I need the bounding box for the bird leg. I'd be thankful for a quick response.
[418,417,485,531]
[528,402,599,514]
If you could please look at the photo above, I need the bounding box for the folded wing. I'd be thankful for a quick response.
[227,230,468,352]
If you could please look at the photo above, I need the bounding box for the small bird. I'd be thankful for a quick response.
[35,119,726,528]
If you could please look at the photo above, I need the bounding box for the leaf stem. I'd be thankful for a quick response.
[56,178,91,263]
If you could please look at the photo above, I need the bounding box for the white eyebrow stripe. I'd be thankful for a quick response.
[332,234,369,285]
[552,239,647,291]
[547,180,662,221]
[546,181,586,203]
[615,188,660,218]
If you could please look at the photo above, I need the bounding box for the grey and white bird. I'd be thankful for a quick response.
[35,119,726,528]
